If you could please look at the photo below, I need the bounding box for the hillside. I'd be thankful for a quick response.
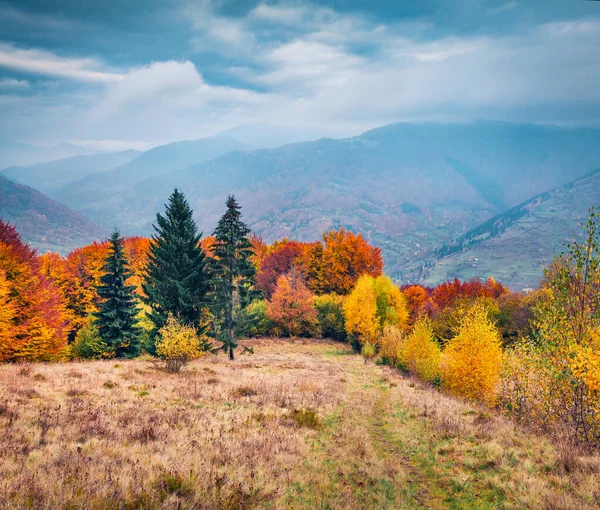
[1,339,596,509]
[0,175,106,254]
[1,150,141,195]
[55,121,600,280]
[424,169,600,290]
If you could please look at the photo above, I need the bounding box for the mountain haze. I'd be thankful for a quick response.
[1,150,141,195]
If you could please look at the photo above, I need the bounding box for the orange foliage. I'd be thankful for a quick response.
[266,271,319,337]
[248,234,268,269]
[319,228,383,295]
[200,235,216,258]
[0,220,68,361]
[403,285,431,318]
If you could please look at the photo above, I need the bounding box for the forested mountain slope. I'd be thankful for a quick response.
[0,175,106,254]
[424,169,600,289]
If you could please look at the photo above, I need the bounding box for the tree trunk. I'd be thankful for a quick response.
[228,329,235,360]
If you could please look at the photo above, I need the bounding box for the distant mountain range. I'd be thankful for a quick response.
[53,136,246,218]
[2,121,600,286]
[0,175,106,254]
[423,168,600,290]
[1,150,141,195]
[52,121,600,280]
[0,142,94,168]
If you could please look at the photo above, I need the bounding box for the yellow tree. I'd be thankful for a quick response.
[373,275,409,333]
[403,316,441,382]
[343,274,378,347]
[442,303,503,405]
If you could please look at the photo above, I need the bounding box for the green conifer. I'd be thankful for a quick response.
[210,195,257,360]
[94,230,140,358]
[143,189,209,353]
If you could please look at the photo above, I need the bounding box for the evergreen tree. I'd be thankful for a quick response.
[210,195,257,360]
[94,230,140,358]
[143,189,209,352]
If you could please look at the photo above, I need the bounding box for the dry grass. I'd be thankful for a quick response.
[0,338,598,509]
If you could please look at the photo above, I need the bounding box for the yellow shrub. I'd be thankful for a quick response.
[156,316,204,373]
[403,316,441,382]
[442,303,503,405]
[343,275,378,346]
[379,325,405,366]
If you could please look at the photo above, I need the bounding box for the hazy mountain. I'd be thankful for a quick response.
[217,123,329,149]
[424,169,600,290]
[52,121,600,279]
[0,175,107,255]
[1,150,141,195]
[0,142,94,168]
[55,136,246,209]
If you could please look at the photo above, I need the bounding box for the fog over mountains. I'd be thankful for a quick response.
[2,120,599,288]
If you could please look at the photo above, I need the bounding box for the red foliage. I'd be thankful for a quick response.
[256,241,304,298]
[431,277,508,310]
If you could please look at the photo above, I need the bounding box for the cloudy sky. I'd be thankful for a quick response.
[0,0,599,150]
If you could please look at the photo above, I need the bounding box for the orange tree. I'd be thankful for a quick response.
[0,220,68,361]
[319,228,383,295]
[266,271,319,337]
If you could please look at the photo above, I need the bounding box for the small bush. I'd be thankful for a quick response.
[379,325,405,366]
[315,294,347,341]
[103,380,117,389]
[288,408,321,429]
[155,315,204,373]
[402,316,442,382]
[234,386,258,397]
[361,342,376,364]
[72,320,113,360]
[236,300,274,338]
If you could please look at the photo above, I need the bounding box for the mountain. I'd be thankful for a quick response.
[217,123,329,149]
[424,169,600,290]
[1,150,141,195]
[0,141,93,168]
[53,121,600,279]
[0,175,107,255]
[54,136,246,209]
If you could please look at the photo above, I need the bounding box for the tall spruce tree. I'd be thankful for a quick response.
[143,189,209,352]
[210,195,257,360]
[94,230,140,358]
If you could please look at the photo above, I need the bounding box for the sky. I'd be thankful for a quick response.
[0,0,599,151]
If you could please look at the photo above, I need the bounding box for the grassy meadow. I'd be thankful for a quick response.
[1,338,599,509]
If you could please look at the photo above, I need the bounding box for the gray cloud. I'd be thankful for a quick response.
[0,1,598,149]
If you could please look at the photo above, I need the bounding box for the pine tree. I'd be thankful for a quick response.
[143,189,209,352]
[94,230,140,358]
[210,195,257,360]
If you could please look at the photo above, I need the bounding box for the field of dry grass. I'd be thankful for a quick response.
[1,338,599,509]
